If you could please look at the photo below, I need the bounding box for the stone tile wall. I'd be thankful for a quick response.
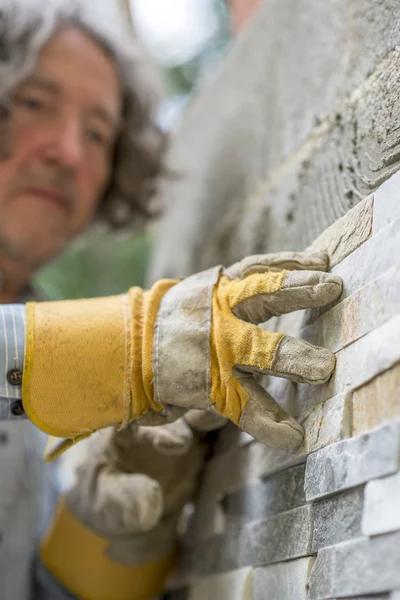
[151,0,400,597]
[164,169,400,600]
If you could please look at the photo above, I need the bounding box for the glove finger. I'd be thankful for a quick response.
[231,270,342,324]
[93,470,163,533]
[225,251,329,279]
[235,370,303,448]
[236,325,335,385]
[184,408,227,432]
[135,419,194,456]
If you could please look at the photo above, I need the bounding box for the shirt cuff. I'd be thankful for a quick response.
[0,304,26,420]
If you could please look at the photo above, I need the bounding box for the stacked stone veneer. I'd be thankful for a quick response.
[150,1,400,598]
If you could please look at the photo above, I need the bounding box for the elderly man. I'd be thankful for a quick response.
[0,1,343,599]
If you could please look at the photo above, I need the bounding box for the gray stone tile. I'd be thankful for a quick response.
[222,463,306,526]
[362,472,400,536]
[238,505,312,568]
[312,486,364,551]
[309,533,400,599]
[305,421,400,501]
[254,557,313,600]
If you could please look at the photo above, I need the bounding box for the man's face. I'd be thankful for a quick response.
[0,26,122,266]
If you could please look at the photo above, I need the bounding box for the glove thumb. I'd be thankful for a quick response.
[235,369,304,449]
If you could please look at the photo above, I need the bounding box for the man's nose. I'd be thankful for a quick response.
[43,118,84,170]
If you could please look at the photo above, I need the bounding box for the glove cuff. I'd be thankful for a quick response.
[154,265,221,410]
[22,279,177,443]
[40,497,176,600]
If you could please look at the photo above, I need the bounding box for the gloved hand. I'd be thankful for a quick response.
[22,251,342,450]
[39,419,209,600]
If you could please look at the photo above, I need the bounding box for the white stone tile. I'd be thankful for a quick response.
[254,557,313,600]
[362,472,400,536]
[373,170,400,234]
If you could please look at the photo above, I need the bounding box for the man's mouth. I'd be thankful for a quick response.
[25,187,69,212]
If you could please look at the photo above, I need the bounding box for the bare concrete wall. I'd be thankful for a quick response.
[150,1,400,598]
[150,0,400,282]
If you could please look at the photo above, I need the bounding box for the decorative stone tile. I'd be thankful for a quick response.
[222,463,306,526]
[331,217,400,302]
[306,217,400,324]
[352,363,400,436]
[330,315,400,396]
[340,264,400,350]
[308,533,400,599]
[305,421,400,501]
[188,504,312,576]
[187,567,253,600]
[297,315,400,417]
[373,170,400,234]
[306,195,373,267]
[253,557,313,600]
[311,486,364,551]
[362,472,400,536]
[302,263,400,354]
[299,393,351,454]
[238,505,312,567]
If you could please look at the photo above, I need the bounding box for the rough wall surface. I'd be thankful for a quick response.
[150,1,400,598]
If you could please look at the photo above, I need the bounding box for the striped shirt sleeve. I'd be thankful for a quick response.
[0,304,26,420]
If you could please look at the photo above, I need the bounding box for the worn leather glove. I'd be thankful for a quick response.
[22,251,342,450]
[39,419,208,600]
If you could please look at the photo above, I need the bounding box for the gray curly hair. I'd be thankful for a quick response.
[0,0,166,227]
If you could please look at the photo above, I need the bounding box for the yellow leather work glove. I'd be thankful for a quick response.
[39,419,209,600]
[22,251,342,449]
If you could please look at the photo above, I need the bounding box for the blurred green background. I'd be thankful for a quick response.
[35,230,152,300]
[34,0,230,299]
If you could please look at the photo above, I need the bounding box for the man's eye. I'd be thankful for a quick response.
[87,128,109,147]
[17,95,45,112]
